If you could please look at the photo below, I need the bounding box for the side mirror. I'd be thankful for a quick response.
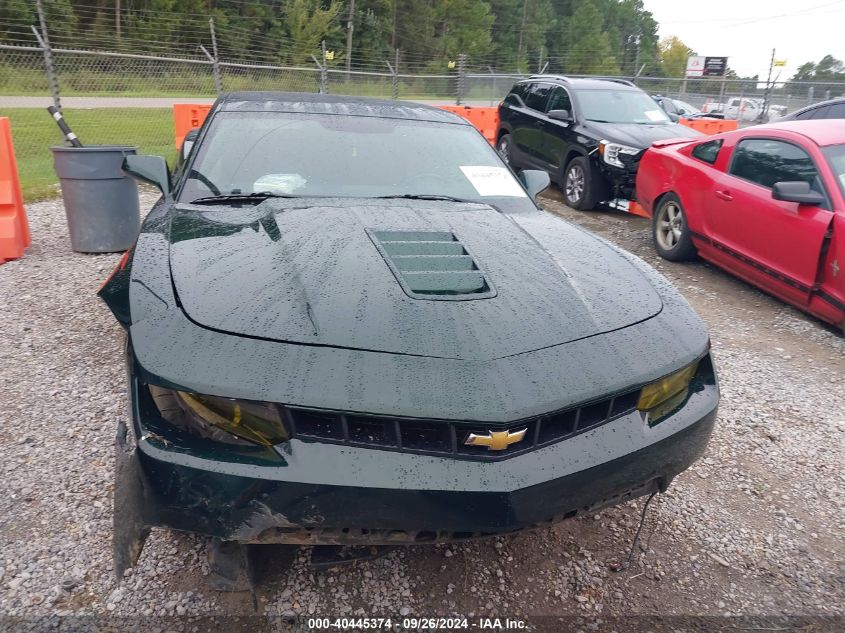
[547,109,572,123]
[519,169,551,200]
[123,155,171,195]
[772,181,824,206]
[180,128,199,162]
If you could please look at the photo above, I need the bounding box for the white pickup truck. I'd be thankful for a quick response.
[700,97,786,122]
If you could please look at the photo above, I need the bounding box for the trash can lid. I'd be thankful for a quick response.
[50,145,139,152]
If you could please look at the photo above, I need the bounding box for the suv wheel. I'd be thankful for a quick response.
[563,156,606,210]
[653,193,696,261]
[497,134,513,167]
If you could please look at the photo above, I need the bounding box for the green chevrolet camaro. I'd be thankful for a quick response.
[101,92,719,589]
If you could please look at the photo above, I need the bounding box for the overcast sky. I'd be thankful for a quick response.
[642,0,845,79]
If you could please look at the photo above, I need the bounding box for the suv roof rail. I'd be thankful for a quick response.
[526,74,571,82]
[590,77,637,87]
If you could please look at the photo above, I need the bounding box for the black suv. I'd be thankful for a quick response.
[497,75,701,209]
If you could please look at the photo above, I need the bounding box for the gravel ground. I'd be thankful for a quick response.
[1,191,843,631]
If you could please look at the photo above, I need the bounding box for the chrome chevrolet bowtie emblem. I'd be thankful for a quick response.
[464,428,527,451]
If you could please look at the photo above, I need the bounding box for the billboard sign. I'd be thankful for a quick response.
[703,57,728,76]
[685,56,705,77]
[686,56,728,77]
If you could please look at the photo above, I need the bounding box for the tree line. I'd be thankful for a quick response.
[3,0,843,89]
[2,0,664,74]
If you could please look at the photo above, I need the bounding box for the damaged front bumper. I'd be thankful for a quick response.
[114,372,718,576]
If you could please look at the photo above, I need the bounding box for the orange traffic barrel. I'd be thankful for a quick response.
[0,117,31,263]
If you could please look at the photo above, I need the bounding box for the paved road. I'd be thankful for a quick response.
[0,95,489,108]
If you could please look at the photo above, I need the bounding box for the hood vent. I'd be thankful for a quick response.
[369,230,496,300]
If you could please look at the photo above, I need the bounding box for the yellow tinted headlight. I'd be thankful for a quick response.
[175,391,289,446]
[638,361,699,413]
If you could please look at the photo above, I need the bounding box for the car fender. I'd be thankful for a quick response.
[635,146,674,215]
[636,145,707,236]
[818,212,845,330]
[496,120,513,141]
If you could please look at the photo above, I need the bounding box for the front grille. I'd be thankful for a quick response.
[285,389,641,461]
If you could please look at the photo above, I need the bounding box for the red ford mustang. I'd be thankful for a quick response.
[636,121,845,333]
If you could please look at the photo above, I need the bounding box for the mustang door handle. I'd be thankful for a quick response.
[714,190,733,201]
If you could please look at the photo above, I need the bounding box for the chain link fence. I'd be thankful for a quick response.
[2,37,845,201]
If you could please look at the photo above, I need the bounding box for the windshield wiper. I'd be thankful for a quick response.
[190,192,298,205]
[375,194,476,203]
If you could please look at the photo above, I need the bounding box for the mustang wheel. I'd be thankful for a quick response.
[497,134,513,166]
[653,193,696,261]
[563,156,606,210]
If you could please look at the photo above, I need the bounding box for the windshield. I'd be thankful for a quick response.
[823,144,845,198]
[179,112,526,202]
[674,99,700,114]
[579,89,671,124]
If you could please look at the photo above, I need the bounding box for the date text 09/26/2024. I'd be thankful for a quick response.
[306,617,527,630]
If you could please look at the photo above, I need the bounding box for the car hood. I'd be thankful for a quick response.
[581,121,702,149]
[167,198,662,361]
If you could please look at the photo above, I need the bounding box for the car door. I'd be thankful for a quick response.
[706,136,835,306]
[509,82,552,168]
[540,86,577,175]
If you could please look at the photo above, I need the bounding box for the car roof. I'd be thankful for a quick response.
[519,75,640,91]
[215,91,470,125]
[739,120,845,146]
[790,96,845,114]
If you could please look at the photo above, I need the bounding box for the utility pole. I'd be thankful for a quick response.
[345,0,356,78]
[759,47,775,122]
[115,0,121,41]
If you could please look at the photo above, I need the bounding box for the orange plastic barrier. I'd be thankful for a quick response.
[679,118,738,135]
[173,104,212,149]
[438,106,499,145]
[0,117,30,264]
[627,201,650,218]
[171,102,502,148]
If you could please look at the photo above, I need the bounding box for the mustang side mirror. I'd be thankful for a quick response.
[772,181,824,206]
[123,155,171,195]
[547,109,572,123]
[519,169,551,200]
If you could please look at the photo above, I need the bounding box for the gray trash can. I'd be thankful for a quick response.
[51,145,140,253]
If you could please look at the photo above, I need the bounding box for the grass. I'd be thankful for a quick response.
[4,108,176,201]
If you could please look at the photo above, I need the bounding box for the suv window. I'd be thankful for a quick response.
[828,103,845,118]
[506,83,529,106]
[546,87,572,113]
[730,139,821,191]
[796,106,828,120]
[691,140,722,164]
[524,83,551,112]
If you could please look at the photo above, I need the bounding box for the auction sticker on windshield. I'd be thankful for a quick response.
[460,166,527,197]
